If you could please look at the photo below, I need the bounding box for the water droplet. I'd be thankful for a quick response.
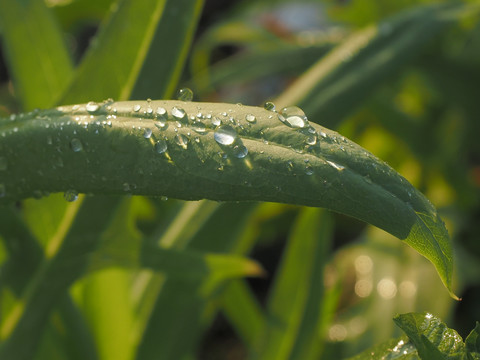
[214,125,237,146]
[86,101,100,113]
[264,102,276,111]
[133,104,141,112]
[192,123,206,134]
[146,107,153,116]
[143,128,153,138]
[245,114,256,123]
[0,184,5,197]
[70,138,83,152]
[327,161,345,171]
[306,135,317,145]
[233,145,248,158]
[160,196,168,201]
[47,136,53,145]
[286,160,294,171]
[279,106,309,129]
[177,88,193,101]
[212,117,221,127]
[156,107,167,119]
[320,131,327,138]
[175,134,189,149]
[172,107,186,120]
[0,157,7,171]
[123,183,131,192]
[155,139,168,154]
[64,190,78,202]
[305,165,314,175]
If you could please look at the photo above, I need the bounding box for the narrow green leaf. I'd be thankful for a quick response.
[0,100,455,296]
[274,3,479,128]
[394,312,465,359]
[0,0,73,110]
[256,208,332,360]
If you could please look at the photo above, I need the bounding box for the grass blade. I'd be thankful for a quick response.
[0,0,73,110]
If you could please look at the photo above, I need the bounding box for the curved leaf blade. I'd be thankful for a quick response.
[0,100,454,296]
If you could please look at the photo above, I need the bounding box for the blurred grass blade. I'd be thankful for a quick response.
[136,202,259,360]
[60,0,204,104]
[220,280,266,353]
[60,0,168,103]
[131,0,205,100]
[256,208,332,360]
[0,99,455,296]
[0,196,121,360]
[274,3,478,128]
[0,0,73,110]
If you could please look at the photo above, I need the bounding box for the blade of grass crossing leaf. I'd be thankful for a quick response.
[0,197,122,360]
[0,0,73,110]
[131,0,205,100]
[256,208,332,360]
[60,0,168,103]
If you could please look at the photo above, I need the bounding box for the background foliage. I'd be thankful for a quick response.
[0,0,480,359]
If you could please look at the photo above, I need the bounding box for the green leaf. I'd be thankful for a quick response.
[274,3,479,129]
[0,0,73,110]
[394,312,465,359]
[0,100,455,296]
[466,323,480,357]
[347,336,418,360]
[256,208,332,360]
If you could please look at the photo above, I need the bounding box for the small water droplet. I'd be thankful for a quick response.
[306,135,317,145]
[264,102,276,111]
[133,104,141,112]
[192,123,206,134]
[175,134,189,149]
[245,114,256,123]
[155,139,168,154]
[212,117,221,127]
[123,183,131,192]
[286,160,294,171]
[70,138,83,152]
[0,157,7,171]
[160,196,168,201]
[233,145,248,158]
[64,190,78,202]
[156,107,167,119]
[214,125,237,146]
[172,106,186,120]
[86,101,100,113]
[327,161,345,171]
[177,88,193,101]
[320,131,327,138]
[143,128,153,138]
[305,165,314,175]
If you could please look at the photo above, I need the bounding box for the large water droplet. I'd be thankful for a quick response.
[177,88,193,102]
[175,134,189,149]
[64,190,78,202]
[245,114,256,123]
[172,107,186,120]
[264,102,276,111]
[86,101,100,113]
[214,125,237,146]
[0,157,7,171]
[70,138,83,152]
[233,144,248,158]
[143,128,153,138]
[155,139,168,154]
[280,106,309,129]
